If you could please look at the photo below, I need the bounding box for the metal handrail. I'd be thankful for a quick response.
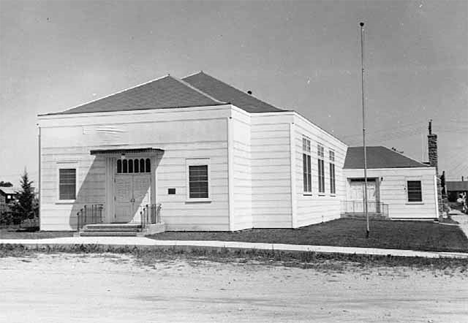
[140,203,162,229]
[77,204,104,231]
[341,200,389,217]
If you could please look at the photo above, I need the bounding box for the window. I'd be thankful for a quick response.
[329,150,336,195]
[317,144,325,193]
[189,165,209,199]
[59,168,76,200]
[117,158,151,174]
[407,180,422,202]
[302,137,312,193]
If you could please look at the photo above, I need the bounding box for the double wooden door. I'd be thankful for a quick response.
[114,174,151,223]
[349,179,379,212]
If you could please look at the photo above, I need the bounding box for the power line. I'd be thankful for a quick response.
[343,121,426,140]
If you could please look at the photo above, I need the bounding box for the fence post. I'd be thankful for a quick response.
[77,210,80,232]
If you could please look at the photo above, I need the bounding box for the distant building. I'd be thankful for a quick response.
[343,146,437,220]
[446,180,468,202]
[0,187,18,213]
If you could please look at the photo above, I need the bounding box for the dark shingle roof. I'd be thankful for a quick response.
[43,72,285,116]
[344,146,429,169]
[446,181,468,191]
[46,75,226,115]
[0,187,18,195]
[183,72,284,113]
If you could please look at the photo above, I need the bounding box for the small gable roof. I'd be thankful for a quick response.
[45,75,226,116]
[0,187,18,195]
[183,72,284,113]
[344,146,429,169]
[446,181,468,192]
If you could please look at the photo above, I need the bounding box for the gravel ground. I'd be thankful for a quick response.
[0,253,467,323]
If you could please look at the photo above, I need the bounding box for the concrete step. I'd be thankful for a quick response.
[83,227,141,233]
[83,224,141,230]
[341,213,389,220]
[79,223,144,237]
[84,223,142,228]
[79,231,139,237]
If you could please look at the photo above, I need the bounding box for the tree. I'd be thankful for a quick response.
[9,170,39,224]
[0,181,13,187]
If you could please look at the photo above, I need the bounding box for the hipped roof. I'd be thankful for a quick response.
[44,72,284,116]
[344,146,429,169]
[183,72,283,113]
[47,75,225,115]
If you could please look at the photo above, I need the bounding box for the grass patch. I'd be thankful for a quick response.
[1,243,467,273]
[149,218,468,253]
[0,229,74,239]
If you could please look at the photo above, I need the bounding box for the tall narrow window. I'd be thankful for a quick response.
[302,137,312,193]
[329,150,336,195]
[407,180,422,202]
[317,144,325,193]
[117,160,122,173]
[59,168,76,200]
[189,165,209,198]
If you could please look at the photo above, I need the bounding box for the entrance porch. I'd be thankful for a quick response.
[342,177,389,219]
[75,147,165,236]
[75,203,165,237]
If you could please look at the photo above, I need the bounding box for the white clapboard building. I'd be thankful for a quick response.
[37,72,439,232]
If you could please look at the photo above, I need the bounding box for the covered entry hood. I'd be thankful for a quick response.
[90,147,164,157]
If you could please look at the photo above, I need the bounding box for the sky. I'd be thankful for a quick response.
[0,0,467,187]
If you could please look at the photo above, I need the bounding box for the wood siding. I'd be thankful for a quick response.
[293,114,348,227]
[38,106,231,231]
[249,113,295,228]
[230,109,253,230]
[344,167,438,219]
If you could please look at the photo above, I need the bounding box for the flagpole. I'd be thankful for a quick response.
[360,22,370,239]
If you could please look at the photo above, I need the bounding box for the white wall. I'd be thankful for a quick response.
[343,167,438,219]
[39,147,106,231]
[249,113,294,228]
[229,109,348,230]
[38,105,232,231]
[230,109,253,230]
[293,114,348,227]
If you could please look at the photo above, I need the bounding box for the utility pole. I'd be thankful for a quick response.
[360,22,370,239]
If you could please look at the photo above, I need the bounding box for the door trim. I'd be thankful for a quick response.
[106,155,156,223]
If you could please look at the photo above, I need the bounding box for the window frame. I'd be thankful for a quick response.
[317,144,325,194]
[302,136,312,195]
[407,179,423,203]
[329,150,336,195]
[56,161,78,204]
[117,158,151,174]
[186,158,211,202]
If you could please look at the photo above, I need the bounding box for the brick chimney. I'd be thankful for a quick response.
[428,120,446,219]
[427,120,438,174]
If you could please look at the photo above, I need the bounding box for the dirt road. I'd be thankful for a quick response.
[0,253,467,322]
